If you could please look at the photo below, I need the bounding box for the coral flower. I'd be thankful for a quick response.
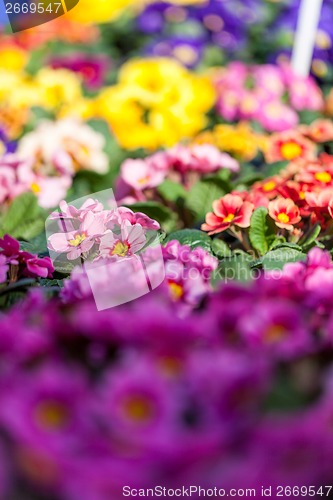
[268,197,301,230]
[300,119,333,143]
[265,131,316,164]
[202,194,254,235]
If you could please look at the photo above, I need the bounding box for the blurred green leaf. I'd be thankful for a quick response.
[249,207,276,256]
[165,229,212,252]
[185,180,225,222]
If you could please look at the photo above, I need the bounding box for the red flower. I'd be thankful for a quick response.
[202,194,254,235]
[268,197,301,230]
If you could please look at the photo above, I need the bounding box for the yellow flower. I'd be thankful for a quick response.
[35,68,82,110]
[59,98,97,121]
[67,0,204,24]
[96,58,215,150]
[0,45,28,72]
[194,123,264,161]
[67,0,144,23]
[0,70,22,100]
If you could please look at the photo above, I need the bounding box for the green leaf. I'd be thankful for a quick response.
[165,229,212,252]
[262,161,289,177]
[157,179,186,203]
[261,248,306,271]
[299,224,321,249]
[39,279,64,288]
[128,202,177,232]
[185,180,225,222]
[19,233,48,255]
[211,238,232,258]
[0,193,44,240]
[15,219,45,241]
[212,255,252,286]
[249,207,276,256]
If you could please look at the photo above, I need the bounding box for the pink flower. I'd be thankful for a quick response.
[120,158,166,191]
[48,211,105,260]
[108,207,160,231]
[0,255,8,283]
[50,198,105,222]
[258,100,299,133]
[189,144,239,173]
[268,197,301,230]
[299,119,333,143]
[202,194,254,235]
[99,221,146,259]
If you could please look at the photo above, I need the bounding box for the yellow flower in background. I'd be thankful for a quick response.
[0,45,28,72]
[0,70,22,100]
[194,123,265,161]
[67,0,203,24]
[35,68,82,110]
[96,58,216,150]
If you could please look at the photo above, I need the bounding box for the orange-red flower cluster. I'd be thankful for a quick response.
[203,152,333,237]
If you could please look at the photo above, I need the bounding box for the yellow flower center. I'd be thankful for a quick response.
[111,241,130,257]
[34,401,68,430]
[31,182,41,194]
[168,281,184,301]
[122,395,154,423]
[262,181,276,193]
[315,171,332,183]
[277,212,290,224]
[280,141,303,160]
[265,325,287,343]
[68,233,86,247]
[299,191,306,200]
[138,176,151,185]
[223,213,235,223]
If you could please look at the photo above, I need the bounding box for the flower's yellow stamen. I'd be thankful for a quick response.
[223,213,235,223]
[35,401,68,430]
[265,325,287,343]
[168,281,184,301]
[262,181,276,193]
[31,182,41,194]
[280,141,303,160]
[277,212,290,224]
[315,171,332,183]
[111,241,129,257]
[68,233,86,247]
[122,396,153,422]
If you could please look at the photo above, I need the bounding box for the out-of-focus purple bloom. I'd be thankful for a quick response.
[145,37,204,68]
[137,0,266,66]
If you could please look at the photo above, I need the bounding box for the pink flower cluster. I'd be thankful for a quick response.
[215,62,324,132]
[0,235,54,284]
[48,198,160,262]
[0,119,109,209]
[116,144,239,203]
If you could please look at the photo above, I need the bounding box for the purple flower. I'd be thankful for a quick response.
[0,364,91,450]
